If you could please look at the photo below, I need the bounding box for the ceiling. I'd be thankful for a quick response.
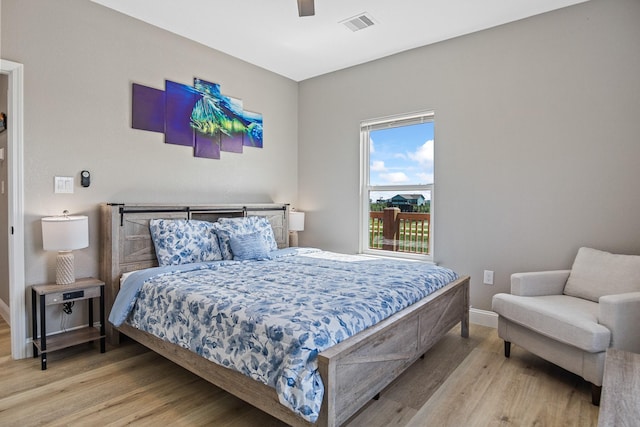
[91,0,589,82]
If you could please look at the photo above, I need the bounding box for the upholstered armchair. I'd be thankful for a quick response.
[492,247,640,405]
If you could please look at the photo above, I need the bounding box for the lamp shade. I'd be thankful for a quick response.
[42,215,89,251]
[289,211,305,232]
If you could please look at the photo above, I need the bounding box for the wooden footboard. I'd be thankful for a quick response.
[317,275,469,427]
[117,275,469,427]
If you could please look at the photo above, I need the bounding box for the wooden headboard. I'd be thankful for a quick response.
[99,202,290,343]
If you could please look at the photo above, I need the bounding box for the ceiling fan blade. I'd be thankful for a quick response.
[297,0,315,17]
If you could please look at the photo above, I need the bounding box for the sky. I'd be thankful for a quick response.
[369,120,433,188]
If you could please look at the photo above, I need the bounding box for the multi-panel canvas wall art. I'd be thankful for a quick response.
[132,78,263,159]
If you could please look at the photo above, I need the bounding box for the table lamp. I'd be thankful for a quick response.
[41,211,89,285]
[289,211,305,247]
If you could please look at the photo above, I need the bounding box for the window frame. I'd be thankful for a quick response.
[359,110,435,262]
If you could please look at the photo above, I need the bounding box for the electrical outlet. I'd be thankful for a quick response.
[483,270,494,285]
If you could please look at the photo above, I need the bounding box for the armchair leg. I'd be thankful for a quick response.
[591,384,601,406]
[504,341,511,358]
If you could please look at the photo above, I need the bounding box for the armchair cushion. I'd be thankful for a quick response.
[564,247,640,302]
[492,294,611,353]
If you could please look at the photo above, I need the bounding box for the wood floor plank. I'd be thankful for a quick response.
[345,395,418,427]
[406,342,599,427]
[0,352,161,422]
[0,340,149,399]
[0,319,600,426]
[48,365,204,425]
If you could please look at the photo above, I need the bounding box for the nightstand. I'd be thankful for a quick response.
[31,277,106,370]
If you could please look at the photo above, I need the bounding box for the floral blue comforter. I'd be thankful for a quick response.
[108,248,458,422]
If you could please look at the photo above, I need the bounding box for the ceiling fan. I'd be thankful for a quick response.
[297,0,315,17]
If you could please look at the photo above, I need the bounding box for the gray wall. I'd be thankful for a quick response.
[298,0,640,310]
[1,0,298,331]
[2,0,640,335]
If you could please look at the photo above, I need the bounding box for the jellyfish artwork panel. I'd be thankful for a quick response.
[131,77,264,160]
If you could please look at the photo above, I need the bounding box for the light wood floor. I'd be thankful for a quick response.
[0,317,599,426]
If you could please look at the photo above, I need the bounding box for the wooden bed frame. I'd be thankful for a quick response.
[100,202,470,427]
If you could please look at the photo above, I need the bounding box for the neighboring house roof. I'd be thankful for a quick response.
[392,194,425,203]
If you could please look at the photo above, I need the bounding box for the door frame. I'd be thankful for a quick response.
[1,59,26,359]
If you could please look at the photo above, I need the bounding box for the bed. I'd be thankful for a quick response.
[100,203,470,427]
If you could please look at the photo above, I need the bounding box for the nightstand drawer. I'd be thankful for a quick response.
[44,286,101,305]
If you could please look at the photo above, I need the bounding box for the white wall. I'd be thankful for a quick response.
[1,0,298,335]
[0,74,8,307]
[298,0,640,310]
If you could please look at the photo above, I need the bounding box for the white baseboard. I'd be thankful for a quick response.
[469,307,498,328]
[0,298,9,325]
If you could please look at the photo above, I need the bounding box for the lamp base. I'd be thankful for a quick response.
[56,251,75,285]
[289,231,299,247]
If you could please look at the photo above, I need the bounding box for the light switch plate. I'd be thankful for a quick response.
[54,176,74,194]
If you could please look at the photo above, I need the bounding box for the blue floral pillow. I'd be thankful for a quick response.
[149,219,223,266]
[229,231,271,261]
[214,216,278,260]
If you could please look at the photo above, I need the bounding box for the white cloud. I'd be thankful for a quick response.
[371,161,386,172]
[408,139,434,165]
[416,172,434,184]
[380,172,410,184]
[369,138,375,154]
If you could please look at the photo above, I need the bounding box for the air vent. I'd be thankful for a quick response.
[341,13,376,32]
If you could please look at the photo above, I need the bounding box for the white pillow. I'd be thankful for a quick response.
[564,247,640,302]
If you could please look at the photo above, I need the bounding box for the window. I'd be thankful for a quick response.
[360,111,434,260]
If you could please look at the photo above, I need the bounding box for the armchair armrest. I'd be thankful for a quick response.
[510,270,571,296]
[599,292,640,353]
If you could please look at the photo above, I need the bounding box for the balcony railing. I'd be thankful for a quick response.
[369,208,430,255]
